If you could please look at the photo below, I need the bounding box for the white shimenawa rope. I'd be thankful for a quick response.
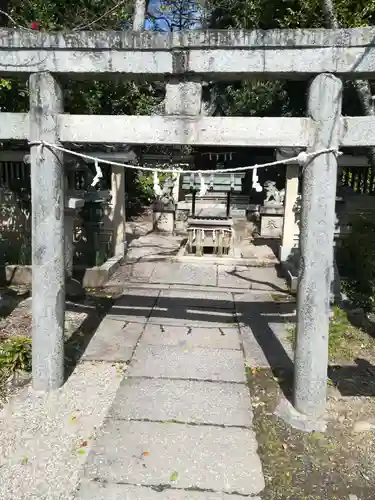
[29,141,342,176]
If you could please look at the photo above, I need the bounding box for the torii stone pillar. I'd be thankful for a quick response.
[293,73,343,418]
[29,72,65,391]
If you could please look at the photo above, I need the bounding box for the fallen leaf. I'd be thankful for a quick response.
[69,415,77,424]
[77,449,86,455]
[80,441,88,447]
[311,432,323,439]
[183,350,188,353]
[142,451,150,457]
[282,443,288,450]
[170,471,178,481]
[21,456,28,465]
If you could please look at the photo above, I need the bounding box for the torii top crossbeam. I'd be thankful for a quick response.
[0,27,374,78]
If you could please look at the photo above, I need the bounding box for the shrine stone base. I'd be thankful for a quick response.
[260,205,284,238]
[153,201,175,234]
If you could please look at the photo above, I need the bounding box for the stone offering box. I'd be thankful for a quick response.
[181,172,245,256]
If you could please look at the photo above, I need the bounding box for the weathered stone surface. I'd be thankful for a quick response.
[218,266,288,292]
[140,323,241,350]
[165,80,202,116]
[126,234,182,262]
[294,73,343,418]
[149,262,217,286]
[240,323,294,369]
[217,267,252,289]
[84,420,264,495]
[4,113,375,148]
[148,306,237,328]
[107,263,157,285]
[128,345,246,382]
[115,287,159,305]
[2,29,375,78]
[109,378,253,426]
[153,209,175,234]
[76,481,262,499]
[83,321,144,362]
[156,288,234,309]
[260,214,284,238]
[29,72,65,391]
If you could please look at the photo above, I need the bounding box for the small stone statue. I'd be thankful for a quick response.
[264,180,285,205]
[159,177,175,206]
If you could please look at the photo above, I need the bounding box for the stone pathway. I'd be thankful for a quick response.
[75,260,293,499]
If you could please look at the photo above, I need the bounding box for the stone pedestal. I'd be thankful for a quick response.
[65,197,85,298]
[260,205,284,238]
[109,165,126,257]
[153,201,175,234]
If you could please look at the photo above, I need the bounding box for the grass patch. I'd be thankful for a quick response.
[286,306,375,362]
[0,335,31,373]
[270,293,294,302]
[247,368,375,499]
[0,335,31,404]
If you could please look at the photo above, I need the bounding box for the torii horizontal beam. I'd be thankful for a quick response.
[0,28,374,78]
[1,113,374,147]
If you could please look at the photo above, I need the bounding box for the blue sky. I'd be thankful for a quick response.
[144,0,202,31]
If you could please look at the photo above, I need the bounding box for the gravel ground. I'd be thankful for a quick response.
[0,360,125,500]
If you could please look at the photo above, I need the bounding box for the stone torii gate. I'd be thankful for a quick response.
[0,26,375,422]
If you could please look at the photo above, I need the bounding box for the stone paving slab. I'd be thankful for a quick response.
[109,378,252,426]
[114,288,160,307]
[128,345,246,382]
[156,289,234,310]
[83,321,144,362]
[218,265,288,292]
[217,267,252,289]
[126,234,182,262]
[75,481,262,499]
[107,262,157,285]
[106,305,154,324]
[149,263,217,287]
[148,306,238,328]
[83,420,264,495]
[240,323,294,369]
[140,324,241,350]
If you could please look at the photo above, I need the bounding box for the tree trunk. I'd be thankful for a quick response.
[133,0,146,30]
[321,0,375,166]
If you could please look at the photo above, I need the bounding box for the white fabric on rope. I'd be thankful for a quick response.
[172,169,180,204]
[153,171,162,197]
[91,159,103,187]
[251,166,263,192]
[198,173,207,197]
[30,141,342,176]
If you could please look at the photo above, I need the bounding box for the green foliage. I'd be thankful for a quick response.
[207,0,375,119]
[288,305,372,360]
[0,336,32,373]
[337,215,375,309]
[3,1,160,116]
[9,0,132,30]
[127,170,170,208]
